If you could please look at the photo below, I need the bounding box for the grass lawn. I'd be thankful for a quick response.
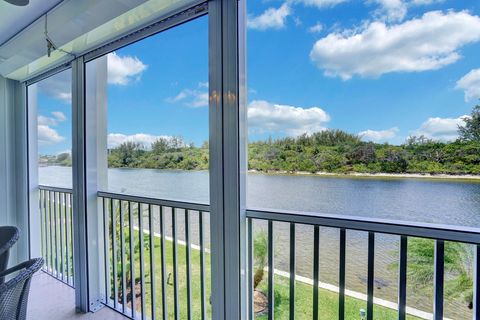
[109,230,419,320]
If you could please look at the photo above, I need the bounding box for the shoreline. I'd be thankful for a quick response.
[41,165,480,181]
[248,169,480,181]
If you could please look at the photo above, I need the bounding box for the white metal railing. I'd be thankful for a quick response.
[38,185,75,287]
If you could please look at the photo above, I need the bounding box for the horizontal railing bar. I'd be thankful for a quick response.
[246,208,480,244]
[38,185,73,194]
[97,191,210,212]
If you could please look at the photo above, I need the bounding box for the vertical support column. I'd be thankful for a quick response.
[73,54,108,312]
[0,77,29,264]
[14,81,29,263]
[85,55,108,311]
[209,0,247,318]
[72,57,89,312]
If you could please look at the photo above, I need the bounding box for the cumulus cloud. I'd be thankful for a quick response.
[167,82,209,108]
[108,133,173,149]
[248,3,291,30]
[38,125,64,145]
[369,0,407,22]
[369,0,446,22]
[38,111,66,126]
[410,0,444,5]
[310,10,480,80]
[413,116,469,141]
[294,0,348,8]
[37,70,72,103]
[456,68,480,102]
[248,100,330,136]
[359,127,399,142]
[37,111,67,145]
[51,111,66,122]
[308,22,323,33]
[107,52,147,85]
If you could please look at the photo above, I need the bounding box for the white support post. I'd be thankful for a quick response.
[0,77,29,265]
[72,55,108,313]
[85,55,108,310]
[72,57,89,312]
[25,82,39,260]
[209,0,248,318]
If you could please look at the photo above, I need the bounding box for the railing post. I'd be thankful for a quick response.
[433,240,444,319]
[474,245,480,320]
[209,0,247,318]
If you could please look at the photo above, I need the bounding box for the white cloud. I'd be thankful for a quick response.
[248,100,330,136]
[107,52,147,85]
[37,70,71,103]
[308,22,323,33]
[294,0,348,8]
[410,0,444,5]
[108,133,173,149]
[310,10,480,80]
[369,0,407,22]
[368,0,445,22]
[38,111,66,126]
[359,127,399,142]
[413,116,469,141]
[167,82,209,108]
[51,111,66,122]
[456,68,480,102]
[38,125,64,145]
[248,3,291,30]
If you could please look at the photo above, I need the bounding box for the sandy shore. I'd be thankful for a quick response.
[248,169,480,181]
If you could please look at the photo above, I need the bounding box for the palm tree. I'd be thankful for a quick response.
[405,238,474,309]
[253,231,268,290]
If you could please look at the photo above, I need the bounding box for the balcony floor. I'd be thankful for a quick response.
[28,271,128,320]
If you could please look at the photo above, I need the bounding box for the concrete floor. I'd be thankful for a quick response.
[27,271,128,320]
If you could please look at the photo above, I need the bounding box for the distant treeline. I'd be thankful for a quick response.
[41,105,480,175]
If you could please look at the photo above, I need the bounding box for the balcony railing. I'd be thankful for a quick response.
[246,208,480,320]
[97,191,211,320]
[38,185,75,287]
[37,186,480,319]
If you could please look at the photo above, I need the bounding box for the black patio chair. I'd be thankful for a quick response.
[0,227,20,284]
[0,258,43,320]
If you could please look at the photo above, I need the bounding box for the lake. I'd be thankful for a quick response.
[39,166,480,226]
[39,166,480,318]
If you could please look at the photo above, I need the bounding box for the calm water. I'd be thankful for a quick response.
[39,166,480,318]
[39,166,480,226]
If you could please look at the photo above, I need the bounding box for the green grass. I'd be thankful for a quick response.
[108,229,419,320]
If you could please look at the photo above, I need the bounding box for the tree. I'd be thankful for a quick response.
[253,231,268,290]
[458,105,480,142]
[151,138,170,154]
[348,143,376,165]
[401,238,474,309]
[111,141,144,167]
[380,148,408,173]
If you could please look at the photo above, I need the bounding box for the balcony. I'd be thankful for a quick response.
[1,0,480,320]
[34,185,480,320]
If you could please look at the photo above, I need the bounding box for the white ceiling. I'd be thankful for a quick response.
[0,0,64,46]
[0,0,195,81]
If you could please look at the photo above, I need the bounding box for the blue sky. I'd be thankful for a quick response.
[35,0,480,155]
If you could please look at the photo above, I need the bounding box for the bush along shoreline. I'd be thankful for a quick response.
[41,105,480,177]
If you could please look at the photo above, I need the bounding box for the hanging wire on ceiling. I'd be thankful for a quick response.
[44,12,76,59]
